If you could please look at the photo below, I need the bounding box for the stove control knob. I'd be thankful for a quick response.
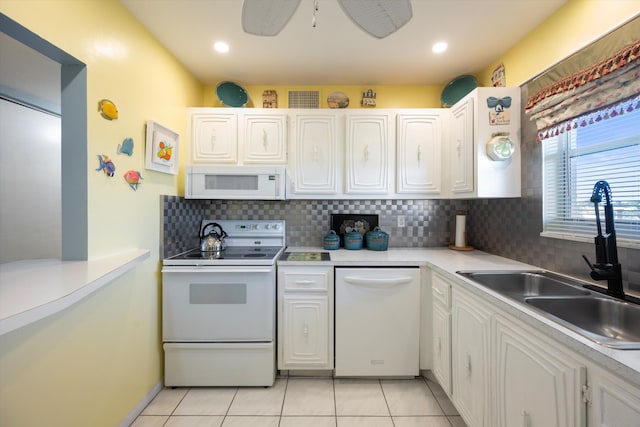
[273,224,281,230]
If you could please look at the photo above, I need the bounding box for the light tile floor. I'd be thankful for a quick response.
[131,375,467,427]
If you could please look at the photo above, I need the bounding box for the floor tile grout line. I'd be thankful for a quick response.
[379,378,397,425]
[277,377,289,426]
[421,377,457,427]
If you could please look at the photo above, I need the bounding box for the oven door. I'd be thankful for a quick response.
[162,266,275,342]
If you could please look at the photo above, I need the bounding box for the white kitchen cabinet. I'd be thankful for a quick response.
[449,99,474,194]
[277,266,333,370]
[588,363,640,427]
[188,108,287,165]
[447,87,521,198]
[345,112,394,195]
[494,313,587,427]
[451,285,492,427]
[431,271,452,395]
[188,109,237,164]
[287,111,340,196]
[239,110,288,164]
[396,111,444,195]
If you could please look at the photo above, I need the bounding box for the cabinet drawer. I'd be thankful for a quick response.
[432,271,451,308]
[281,268,332,292]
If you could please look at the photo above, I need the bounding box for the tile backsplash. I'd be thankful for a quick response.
[162,196,468,257]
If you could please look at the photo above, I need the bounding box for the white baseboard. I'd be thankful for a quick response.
[118,380,163,427]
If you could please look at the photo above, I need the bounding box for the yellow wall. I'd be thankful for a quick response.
[478,0,640,86]
[204,84,444,108]
[0,1,202,426]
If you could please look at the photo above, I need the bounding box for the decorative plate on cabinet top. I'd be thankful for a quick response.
[216,81,249,107]
[327,91,349,108]
[441,74,478,107]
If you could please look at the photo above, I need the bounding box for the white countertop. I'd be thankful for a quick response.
[281,246,640,386]
[0,249,150,336]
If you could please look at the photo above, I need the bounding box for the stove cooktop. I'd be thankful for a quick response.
[163,246,285,266]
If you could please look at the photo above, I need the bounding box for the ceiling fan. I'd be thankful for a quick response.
[242,0,413,39]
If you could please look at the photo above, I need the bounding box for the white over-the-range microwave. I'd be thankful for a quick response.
[185,165,287,200]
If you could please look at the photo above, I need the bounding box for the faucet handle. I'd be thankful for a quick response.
[582,255,597,273]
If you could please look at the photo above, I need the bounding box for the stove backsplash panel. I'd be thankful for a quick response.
[162,196,467,258]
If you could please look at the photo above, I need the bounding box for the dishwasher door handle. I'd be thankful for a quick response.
[343,276,414,288]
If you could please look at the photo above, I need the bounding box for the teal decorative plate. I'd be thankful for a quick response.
[441,75,478,107]
[216,81,248,107]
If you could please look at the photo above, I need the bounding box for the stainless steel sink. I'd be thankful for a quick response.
[525,297,640,349]
[457,271,591,300]
[456,270,640,349]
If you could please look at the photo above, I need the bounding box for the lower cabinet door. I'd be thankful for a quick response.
[432,303,451,395]
[279,294,332,369]
[588,363,640,427]
[451,287,491,427]
[494,314,586,427]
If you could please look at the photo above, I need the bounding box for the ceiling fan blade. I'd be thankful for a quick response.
[338,0,413,39]
[242,0,302,36]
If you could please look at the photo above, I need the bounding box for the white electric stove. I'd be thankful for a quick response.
[162,220,285,387]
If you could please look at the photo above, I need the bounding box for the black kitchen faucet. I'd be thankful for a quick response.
[582,180,633,301]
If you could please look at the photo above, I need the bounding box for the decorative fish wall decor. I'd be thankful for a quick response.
[96,154,115,177]
[123,170,143,191]
[98,99,118,120]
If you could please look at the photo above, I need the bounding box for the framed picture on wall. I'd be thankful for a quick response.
[145,120,179,175]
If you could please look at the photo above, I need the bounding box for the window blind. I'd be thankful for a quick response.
[542,101,640,246]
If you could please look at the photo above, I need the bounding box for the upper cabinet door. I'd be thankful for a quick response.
[240,111,288,164]
[450,98,474,195]
[397,112,443,195]
[289,112,339,195]
[345,113,393,194]
[189,110,237,164]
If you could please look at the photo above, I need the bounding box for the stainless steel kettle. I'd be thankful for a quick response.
[200,222,227,252]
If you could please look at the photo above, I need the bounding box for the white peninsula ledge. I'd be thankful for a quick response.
[0,249,150,336]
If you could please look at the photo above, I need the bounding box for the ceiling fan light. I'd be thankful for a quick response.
[214,41,230,53]
[338,0,413,39]
[242,0,302,36]
[432,41,448,54]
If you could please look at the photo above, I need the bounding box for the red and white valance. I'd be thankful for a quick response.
[526,38,640,140]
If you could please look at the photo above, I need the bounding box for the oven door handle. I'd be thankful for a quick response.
[163,267,274,273]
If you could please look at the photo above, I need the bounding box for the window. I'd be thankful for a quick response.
[542,99,640,247]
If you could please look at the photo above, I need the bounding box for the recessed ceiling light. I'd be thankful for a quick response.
[432,41,448,54]
[214,41,229,53]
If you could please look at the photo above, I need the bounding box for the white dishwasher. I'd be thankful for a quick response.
[335,267,420,377]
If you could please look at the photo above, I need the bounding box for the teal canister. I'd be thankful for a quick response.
[344,230,363,250]
[323,230,340,250]
[366,226,389,251]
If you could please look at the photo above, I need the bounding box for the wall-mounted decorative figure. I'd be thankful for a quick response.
[262,90,277,108]
[361,88,376,107]
[118,137,134,156]
[98,99,118,120]
[96,154,115,177]
[487,96,512,125]
[123,170,143,191]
